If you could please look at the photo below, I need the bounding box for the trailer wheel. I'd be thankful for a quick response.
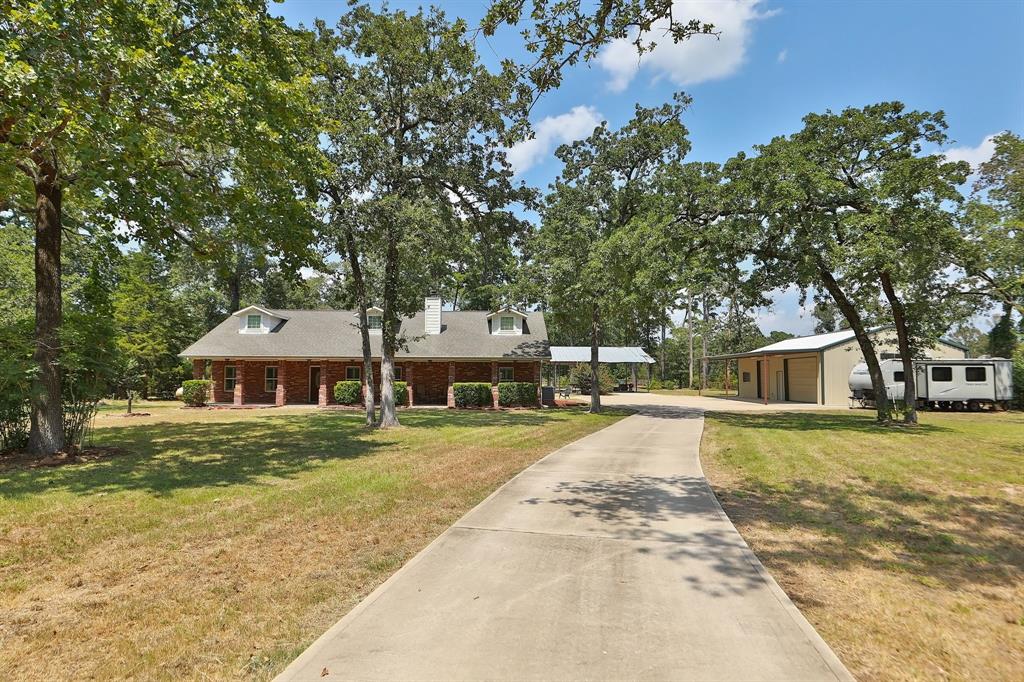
[967,400,981,412]
[951,401,963,412]
[997,401,1009,412]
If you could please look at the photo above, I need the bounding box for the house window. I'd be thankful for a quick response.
[500,316,514,331]
[346,366,361,380]
[224,366,237,391]
[742,372,750,383]
[247,314,261,329]
[931,366,952,382]
[498,366,514,382]
[394,366,403,380]
[265,366,278,392]
[965,366,986,382]
[893,371,905,382]
[367,315,382,330]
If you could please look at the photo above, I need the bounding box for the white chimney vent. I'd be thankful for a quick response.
[424,296,442,334]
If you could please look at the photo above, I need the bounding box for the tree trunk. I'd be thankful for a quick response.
[659,322,666,381]
[880,271,918,425]
[343,224,376,427]
[589,304,602,414]
[817,262,891,423]
[228,272,241,313]
[27,170,65,455]
[127,392,134,415]
[378,233,400,428]
[686,294,694,389]
[700,294,709,391]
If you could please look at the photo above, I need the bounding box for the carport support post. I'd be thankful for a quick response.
[490,361,499,408]
[762,354,769,405]
[406,363,414,407]
[275,362,287,407]
[446,361,455,408]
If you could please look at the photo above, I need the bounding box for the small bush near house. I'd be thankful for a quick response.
[334,380,362,405]
[1012,346,1024,409]
[498,382,537,407]
[453,382,492,408]
[569,363,616,395]
[181,380,212,407]
[391,381,408,406]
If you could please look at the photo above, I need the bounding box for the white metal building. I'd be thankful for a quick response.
[708,328,968,406]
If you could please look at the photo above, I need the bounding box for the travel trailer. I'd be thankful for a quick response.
[849,358,1014,411]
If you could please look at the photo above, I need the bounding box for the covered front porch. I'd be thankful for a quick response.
[191,358,542,408]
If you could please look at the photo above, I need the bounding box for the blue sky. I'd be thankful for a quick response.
[277,0,1024,335]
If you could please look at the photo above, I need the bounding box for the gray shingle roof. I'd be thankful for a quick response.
[180,309,550,360]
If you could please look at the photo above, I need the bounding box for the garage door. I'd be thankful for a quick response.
[787,357,817,403]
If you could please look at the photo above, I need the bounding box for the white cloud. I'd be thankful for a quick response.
[597,1,778,93]
[943,134,997,171]
[776,48,787,63]
[505,105,603,174]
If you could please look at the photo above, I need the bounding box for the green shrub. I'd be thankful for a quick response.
[391,381,408,406]
[0,399,29,453]
[453,382,492,408]
[648,378,663,390]
[568,363,616,395]
[181,380,211,407]
[1013,346,1024,409]
[498,382,537,407]
[334,380,362,405]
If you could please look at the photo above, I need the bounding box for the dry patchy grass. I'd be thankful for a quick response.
[701,410,1024,681]
[0,405,625,680]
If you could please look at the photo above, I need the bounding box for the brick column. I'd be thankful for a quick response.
[447,361,455,408]
[276,362,287,406]
[234,360,245,406]
[491,361,499,409]
[534,361,542,406]
[318,364,328,406]
[192,359,205,379]
[406,363,415,407]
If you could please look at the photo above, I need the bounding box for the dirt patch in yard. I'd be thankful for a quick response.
[701,410,1024,681]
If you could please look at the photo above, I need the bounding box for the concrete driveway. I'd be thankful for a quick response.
[276,401,851,681]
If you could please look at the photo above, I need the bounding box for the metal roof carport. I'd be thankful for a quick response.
[549,346,656,393]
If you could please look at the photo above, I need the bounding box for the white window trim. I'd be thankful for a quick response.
[224,365,237,391]
[346,366,361,381]
[367,315,382,330]
[246,314,262,329]
[265,366,278,392]
[498,366,514,382]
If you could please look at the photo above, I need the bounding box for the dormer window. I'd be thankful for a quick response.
[500,316,514,331]
[487,307,526,335]
[234,305,285,334]
[368,315,382,330]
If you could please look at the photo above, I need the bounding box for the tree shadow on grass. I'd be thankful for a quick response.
[0,413,392,499]
[710,411,952,436]
[0,408,607,500]
[714,476,1024,592]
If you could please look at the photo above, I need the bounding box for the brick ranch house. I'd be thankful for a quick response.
[179,297,550,408]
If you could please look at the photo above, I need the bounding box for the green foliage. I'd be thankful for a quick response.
[568,363,616,395]
[453,383,493,408]
[181,380,212,407]
[1013,346,1024,410]
[497,382,537,407]
[333,381,362,405]
[392,381,408,406]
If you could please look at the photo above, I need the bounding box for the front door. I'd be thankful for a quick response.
[309,366,321,403]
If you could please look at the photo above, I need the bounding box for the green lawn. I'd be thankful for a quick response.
[701,410,1024,682]
[0,405,626,680]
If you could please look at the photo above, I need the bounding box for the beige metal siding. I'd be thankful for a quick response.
[737,357,758,399]
[821,336,967,405]
[786,356,818,402]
